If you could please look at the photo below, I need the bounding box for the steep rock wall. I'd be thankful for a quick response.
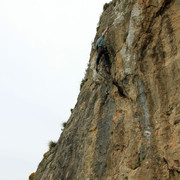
[34,0,180,179]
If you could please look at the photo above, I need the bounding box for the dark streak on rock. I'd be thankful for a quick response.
[112,80,127,98]
[174,119,180,125]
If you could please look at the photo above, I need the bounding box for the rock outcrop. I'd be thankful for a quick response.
[33,0,180,179]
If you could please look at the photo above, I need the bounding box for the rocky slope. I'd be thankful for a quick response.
[33,0,180,179]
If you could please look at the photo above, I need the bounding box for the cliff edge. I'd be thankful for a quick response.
[33,0,180,179]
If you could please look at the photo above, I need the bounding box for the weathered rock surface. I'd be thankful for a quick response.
[34,0,180,179]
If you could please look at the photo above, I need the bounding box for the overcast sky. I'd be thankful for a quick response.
[0,0,111,179]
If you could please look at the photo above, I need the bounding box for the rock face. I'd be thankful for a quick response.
[34,0,180,179]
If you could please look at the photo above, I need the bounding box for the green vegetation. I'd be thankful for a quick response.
[80,78,88,90]
[80,63,89,90]
[48,141,57,150]
[61,121,67,131]
[62,122,67,128]
[103,3,110,11]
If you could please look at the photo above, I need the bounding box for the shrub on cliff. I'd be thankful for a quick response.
[80,78,88,90]
[62,122,67,128]
[48,141,57,150]
[103,3,110,11]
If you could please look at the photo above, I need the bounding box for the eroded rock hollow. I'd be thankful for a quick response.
[34,0,180,179]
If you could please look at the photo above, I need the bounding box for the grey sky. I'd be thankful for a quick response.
[0,0,111,179]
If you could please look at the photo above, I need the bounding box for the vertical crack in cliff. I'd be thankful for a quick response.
[155,0,173,18]
[112,80,127,98]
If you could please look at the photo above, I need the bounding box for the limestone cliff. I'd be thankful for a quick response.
[33,0,180,179]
